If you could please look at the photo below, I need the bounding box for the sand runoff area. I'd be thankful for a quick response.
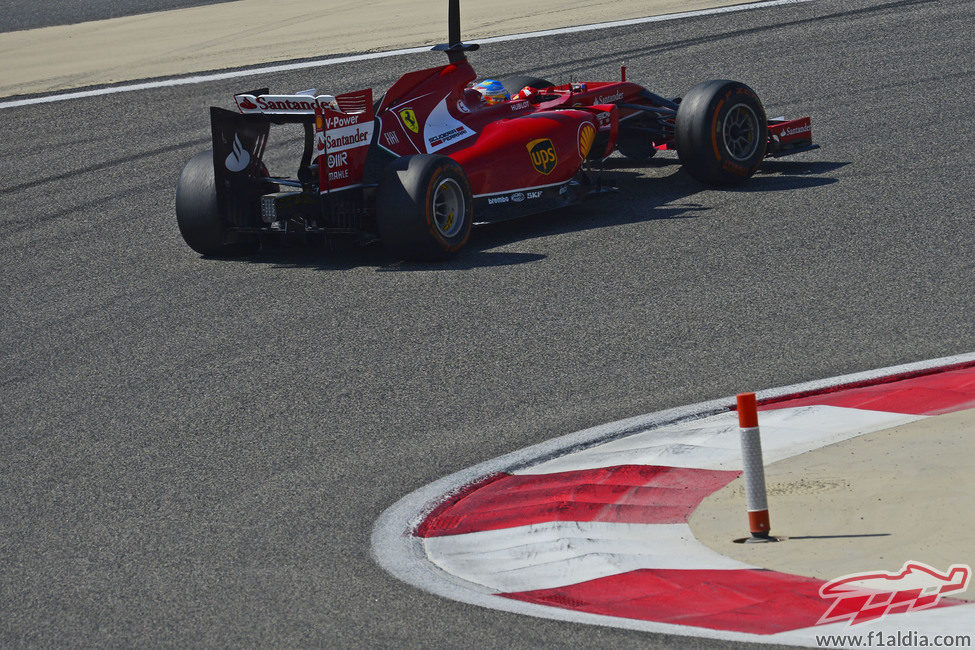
[690,407,975,601]
[0,0,757,98]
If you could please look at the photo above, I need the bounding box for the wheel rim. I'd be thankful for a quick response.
[721,103,761,162]
[432,177,465,238]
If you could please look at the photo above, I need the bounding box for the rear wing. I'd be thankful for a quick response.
[232,89,372,118]
[222,88,376,194]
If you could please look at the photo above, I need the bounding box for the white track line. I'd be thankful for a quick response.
[0,0,813,110]
[371,352,975,645]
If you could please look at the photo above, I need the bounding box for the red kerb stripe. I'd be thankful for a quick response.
[414,465,740,538]
[501,568,967,634]
[758,365,975,415]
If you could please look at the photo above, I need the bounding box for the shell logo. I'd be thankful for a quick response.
[579,122,596,160]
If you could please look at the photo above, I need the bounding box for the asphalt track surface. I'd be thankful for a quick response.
[1,0,973,647]
[0,0,233,33]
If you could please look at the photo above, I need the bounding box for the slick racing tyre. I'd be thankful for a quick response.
[175,150,259,257]
[376,155,474,261]
[675,80,768,185]
[616,132,657,162]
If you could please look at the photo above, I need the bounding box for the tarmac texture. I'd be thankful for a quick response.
[1,0,973,647]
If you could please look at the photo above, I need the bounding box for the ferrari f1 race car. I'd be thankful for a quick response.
[176,0,817,260]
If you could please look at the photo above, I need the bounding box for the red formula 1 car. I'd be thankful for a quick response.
[176,0,816,260]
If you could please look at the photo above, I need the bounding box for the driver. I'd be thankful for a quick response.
[472,79,510,105]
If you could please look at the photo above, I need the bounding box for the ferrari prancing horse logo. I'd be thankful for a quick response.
[527,138,558,175]
[399,108,420,134]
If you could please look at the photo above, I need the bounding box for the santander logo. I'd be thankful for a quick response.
[225,134,251,172]
[783,124,811,136]
[238,97,258,110]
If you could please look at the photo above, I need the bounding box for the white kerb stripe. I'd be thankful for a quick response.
[423,520,752,593]
[516,405,925,475]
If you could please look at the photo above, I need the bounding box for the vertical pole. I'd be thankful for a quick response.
[448,0,460,46]
[737,392,774,542]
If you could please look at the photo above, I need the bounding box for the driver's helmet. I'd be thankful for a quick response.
[473,79,510,105]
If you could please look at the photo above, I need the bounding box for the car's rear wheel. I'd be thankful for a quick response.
[675,80,767,185]
[175,150,259,256]
[376,154,474,261]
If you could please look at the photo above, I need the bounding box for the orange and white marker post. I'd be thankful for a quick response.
[737,392,774,542]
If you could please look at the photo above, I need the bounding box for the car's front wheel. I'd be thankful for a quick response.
[675,80,768,185]
[616,132,658,162]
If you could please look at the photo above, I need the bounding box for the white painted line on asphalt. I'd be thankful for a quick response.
[370,351,975,645]
[0,0,813,110]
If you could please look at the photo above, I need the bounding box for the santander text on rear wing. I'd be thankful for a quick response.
[313,90,374,193]
[231,88,375,194]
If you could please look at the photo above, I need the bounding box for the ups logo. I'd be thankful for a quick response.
[527,138,558,175]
